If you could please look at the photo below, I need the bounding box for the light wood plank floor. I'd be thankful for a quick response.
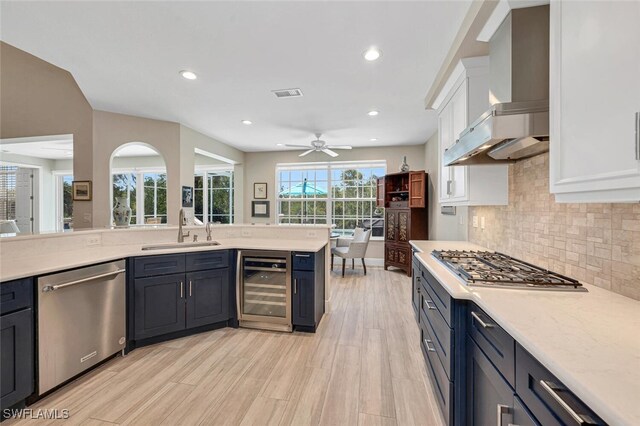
[7,267,444,426]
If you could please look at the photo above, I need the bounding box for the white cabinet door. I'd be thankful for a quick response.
[450,82,468,201]
[439,105,453,202]
[550,1,640,202]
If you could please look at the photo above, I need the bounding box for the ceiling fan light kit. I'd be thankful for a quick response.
[282,133,352,157]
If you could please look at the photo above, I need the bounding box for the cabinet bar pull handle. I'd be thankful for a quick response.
[424,299,436,310]
[539,380,586,425]
[180,281,184,298]
[294,254,310,258]
[293,278,297,294]
[635,112,639,161]
[189,280,192,297]
[471,311,494,328]
[496,404,511,426]
[424,338,436,352]
[446,180,452,195]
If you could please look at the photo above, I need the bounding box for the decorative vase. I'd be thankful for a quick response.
[113,197,132,227]
[399,156,410,172]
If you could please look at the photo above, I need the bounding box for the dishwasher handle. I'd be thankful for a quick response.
[42,269,126,292]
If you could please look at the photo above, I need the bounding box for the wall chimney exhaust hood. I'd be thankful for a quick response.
[444,5,550,166]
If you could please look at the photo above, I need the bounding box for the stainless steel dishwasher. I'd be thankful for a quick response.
[37,260,126,394]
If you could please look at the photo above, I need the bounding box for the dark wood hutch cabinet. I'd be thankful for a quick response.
[376,171,428,276]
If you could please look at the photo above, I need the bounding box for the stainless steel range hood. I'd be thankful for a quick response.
[444,5,550,166]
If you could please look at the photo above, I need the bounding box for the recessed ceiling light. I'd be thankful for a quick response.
[179,70,197,80]
[368,110,379,116]
[241,120,252,125]
[363,47,382,61]
[276,143,284,146]
[370,138,378,142]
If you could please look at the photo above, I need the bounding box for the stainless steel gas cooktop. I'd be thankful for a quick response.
[432,250,586,291]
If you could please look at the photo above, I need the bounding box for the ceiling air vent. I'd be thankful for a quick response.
[272,88,303,98]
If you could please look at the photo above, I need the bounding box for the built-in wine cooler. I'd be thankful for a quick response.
[237,250,292,332]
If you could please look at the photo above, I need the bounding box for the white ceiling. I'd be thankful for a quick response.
[0,137,159,160]
[0,1,472,152]
[1,138,73,160]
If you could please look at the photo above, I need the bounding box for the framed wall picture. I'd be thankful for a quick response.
[72,181,92,201]
[254,182,267,199]
[182,186,194,207]
[251,200,270,218]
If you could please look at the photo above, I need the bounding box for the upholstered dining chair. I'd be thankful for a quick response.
[331,228,372,277]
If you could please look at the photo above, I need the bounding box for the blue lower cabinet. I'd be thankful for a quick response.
[467,304,515,387]
[420,311,453,424]
[132,252,233,343]
[186,269,229,328]
[1,278,34,410]
[515,343,605,426]
[466,337,514,426]
[292,270,315,327]
[291,250,325,331]
[411,259,421,323]
[134,273,186,339]
[1,308,34,409]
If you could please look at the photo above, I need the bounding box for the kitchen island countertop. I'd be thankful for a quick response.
[410,240,640,426]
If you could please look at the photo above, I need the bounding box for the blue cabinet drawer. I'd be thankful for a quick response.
[467,303,515,388]
[134,254,185,278]
[185,251,229,272]
[515,343,605,426]
[0,278,33,315]
[1,307,34,409]
[421,267,454,327]
[292,252,315,271]
[420,310,452,425]
[421,286,454,380]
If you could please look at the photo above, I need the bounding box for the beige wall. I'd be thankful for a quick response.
[469,153,640,301]
[92,111,181,227]
[0,42,94,228]
[424,132,468,241]
[243,144,426,259]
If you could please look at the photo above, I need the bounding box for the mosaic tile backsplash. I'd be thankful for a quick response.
[468,153,640,300]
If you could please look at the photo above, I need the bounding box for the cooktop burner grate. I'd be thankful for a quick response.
[432,250,586,291]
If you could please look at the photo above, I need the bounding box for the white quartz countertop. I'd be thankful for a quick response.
[410,240,640,426]
[0,238,327,282]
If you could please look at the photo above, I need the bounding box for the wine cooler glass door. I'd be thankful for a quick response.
[238,251,291,331]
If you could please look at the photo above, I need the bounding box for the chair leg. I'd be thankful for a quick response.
[342,258,346,277]
[352,258,355,269]
[361,258,367,275]
[331,253,334,271]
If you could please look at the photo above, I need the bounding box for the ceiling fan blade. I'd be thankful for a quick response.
[326,145,352,150]
[299,149,315,157]
[283,144,312,148]
[321,148,339,157]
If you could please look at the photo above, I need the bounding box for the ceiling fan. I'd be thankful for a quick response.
[282,133,352,157]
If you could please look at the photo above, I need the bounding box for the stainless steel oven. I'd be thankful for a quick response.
[237,250,291,332]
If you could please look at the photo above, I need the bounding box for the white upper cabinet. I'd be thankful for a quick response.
[437,57,509,206]
[550,1,640,202]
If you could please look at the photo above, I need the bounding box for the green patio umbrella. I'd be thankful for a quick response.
[279,179,327,223]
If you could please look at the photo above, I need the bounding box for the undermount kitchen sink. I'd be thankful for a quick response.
[141,241,221,251]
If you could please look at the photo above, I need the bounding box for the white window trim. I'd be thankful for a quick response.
[275,160,386,237]
[110,168,167,225]
[194,167,234,224]
[52,170,72,232]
